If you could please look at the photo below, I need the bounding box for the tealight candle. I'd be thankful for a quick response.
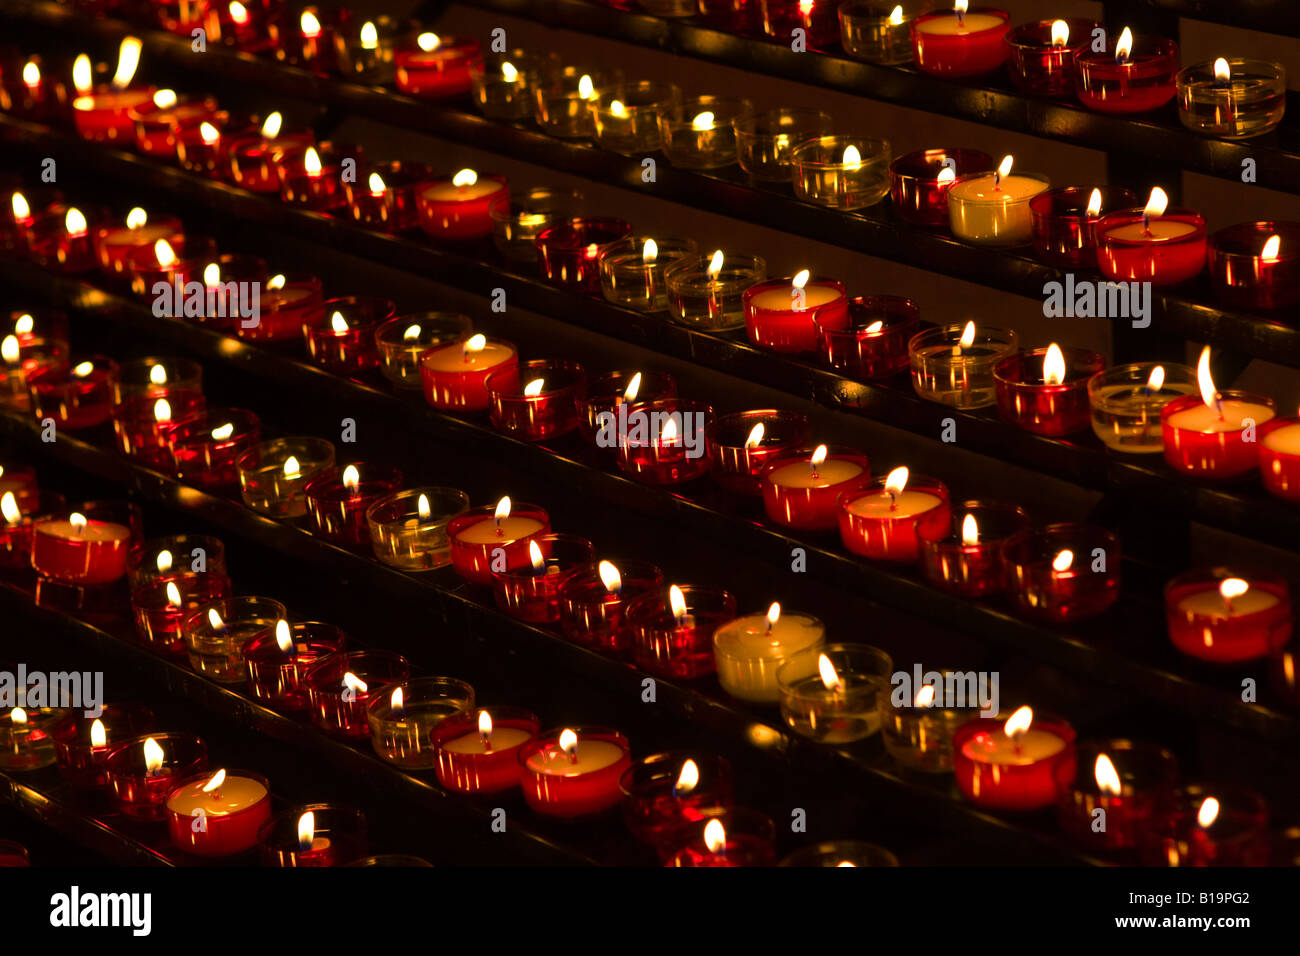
[237,437,336,518]
[125,234,218,299]
[744,271,849,353]
[0,704,67,770]
[129,90,220,157]
[1,336,64,414]
[577,369,678,446]
[486,359,587,441]
[666,809,778,867]
[817,294,920,380]
[1095,188,1206,284]
[615,399,715,485]
[1177,58,1285,138]
[276,7,341,73]
[534,68,621,138]
[304,650,411,738]
[1161,347,1275,477]
[303,296,396,374]
[238,272,323,342]
[838,2,919,66]
[838,467,951,562]
[1058,741,1178,854]
[781,841,899,866]
[0,482,51,567]
[993,343,1104,436]
[163,407,261,492]
[908,321,1018,409]
[626,584,738,679]
[447,497,551,585]
[416,169,509,241]
[366,677,476,769]
[559,559,665,655]
[761,444,871,531]
[104,733,207,821]
[187,253,269,332]
[375,313,471,388]
[791,136,891,210]
[128,533,227,592]
[69,41,154,142]
[92,207,184,277]
[706,409,811,496]
[334,16,399,83]
[714,603,826,703]
[591,82,682,155]
[53,704,154,789]
[166,768,272,857]
[226,112,314,193]
[619,752,735,851]
[600,236,698,312]
[111,377,206,471]
[215,1,270,50]
[888,146,992,228]
[1141,784,1270,867]
[910,2,1010,77]
[366,486,470,571]
[131,569,232,656]
[32,505,136,584]
[1075,27,1179,114]
[490,187,585,263]
[517,727,633,817]
[948,155,1050,246]
[880,671,982,773]
[258,805,368,868]
[1,56,64,124]
[537,217,634,294]
[243,620,348,710]
[1088,362,1198,454]
[777,643,892,742]
[344,162,433,234]
[760,0,840,47]
[175,117,227,177]
[952,707,1077,810]
[1260,414,1300,502]
[278,145,345,211]
[1002,523,1121,623]
[470,51,560,121]
[1164,570,1290,664]
[1030,185,1138,269]
[432,708,541,794]
[1005,18,1099,96]
[25,356,117,429]
[491,534,595,624]
[665,250,767,330]
[421,334,519,411]
[304,462,404,550]
[918,500,1030,597]
[182,595,287,683]
[28,206,104,274]
[734,107,831,182]
[659,96,754,169]
[395,31,483,98]
[1207,221,1300,310]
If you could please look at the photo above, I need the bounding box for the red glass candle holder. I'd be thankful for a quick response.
[420,336,518,411]
[1005,18,1099,96]
[416,171,509,241]
[274,6,344,73]
[259,804,368,867]
[1141,784,1270,867]
[1095,207,1207,284]
[0,841,30,867]
[2,341,66,415]
[448,501,551,585]
[1003,523,1121,623]
[537,218,634,295]
[626,584,737,679]
[706,409,811,496]
[1076,36,1179,114]
[1030,186,1138,270]
[1,187,62,255]
[518,726,632,818]
[395,34,483,97]
[185,252,268,332]
[759,0,840,48]
[743,275,848,354]
[491,533,595,624]
[911,7,1010,77]
[125,233,219,300]
[239,272,323,342]
[127,532,227,592]
[0,461,39,512]
[919,499,1030,598]
[620,752,735,851]
[227,128,315,193]
[278,154,345,212]
[559,559,665,655]
[615,399,714,485]
[174,119,228,178]
[244,621,347,711]
[1058,739,1178,854]
[32,501,140,584]
[838,473,951,562]
[111,354,204,409]
[151,0,214,35]
[93,212,184,278]
[53,703,155,789]
[432,707,541,794]
[817,295,919,380]
[761,445,871,531]
[699,0,762,32]
[112,390,206,471]
[1164,568,1290,664]
[27,206,106,274]
[1161,391,1276,478]
[72,88,156,143]
[105,732,208,822]
[486,359,586,441]
[1208,221,1300,311]
[164,407,261,491]
[130,94,219,157]
[303,296,396,374]
[131,570,232,656]
[26,356,118,429]
[0,490,64,571]
[367,676,476,769]
[166,768,271,858]
[1261,416,1300,501]
[953,710,1077,811]
[993,346,1104,436]
[888,147,992,228]
[304,650,411,739]
[665,807,777,867]
[0,703,65,770]
[577,369,678,446]
[304,462,403,550]
[344,161,432,233]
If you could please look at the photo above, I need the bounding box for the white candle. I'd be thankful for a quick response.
[748,284,840,312]
[164,773,268,816]
[1262,422,1300,454]
[442,726,533,754]
[1103,220,1199,242]
[1165,401,1274,433]
[453,515,544,545]
[1176,587,1279,618]
[845,489,943,518]
[765,459,864,489]
[422,341,515,372]
[422,180,503,201]
[526,739,625,775]
[37,519,130,543]
[915,13,1004,34]
[959,727,1065,765]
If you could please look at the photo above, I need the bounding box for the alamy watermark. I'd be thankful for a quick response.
[152,276,260,329]
[890,664,999,717]
[593,404,706,459]
[1043,275,1151,328]
[0,665,103,717]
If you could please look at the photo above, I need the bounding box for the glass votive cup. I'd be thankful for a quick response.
[537,217,634,294]
[305,650,411,739]
[659,96,753,169]
[470,50,561,122]
[104,733,208,822]
[239,272,323,343]
[366,676,476,769]
[665,807,777,867]
[517,726,632,818]
[616,398,714,485]
[431,707,542,794]
[744,275,849,354]
[591,82,682,155]
[1161,390,1275,478]
[1261,416,1300,503]
[993,346,1104,437]
[599,236,698,311]
[486,359,587,441]
[714,608,826,704]
[626,584,738,679]
[1058,739,1179,854]
[838,473,952,562]
[918,499,1030,598]
[1140,784,1270,867]
[53,703,155,789]
[881,670,983,773]
[304,462,404,550]
[706,409,812,496]
[760,444,872,531]
[734,107,833,182]
[415,172,509,241]
[1177,59,1285,139]
[26,356,117,430]
[1003,524,1121,623]
[131,570,232,656]
[1005,18,1100,96]
[791,135,891,210]
[817,295,920,380]
[304,296,396,374]
[534,67,622,138]
[1164,567,1291,664]
[665,252,767,330]
[491,533,596,624]
[1095,207,1208,285]
[908,323,1018,409]
[620,752,735,850]
[420,337,519,412]
[490,187,585,264]
[183,595,287,683]
[343,161,433,234]
[2,343,66,415]
[225,129,315,193]
[259,804,368,867]
[558,559,665,655]
[1208,221,1300,310]
[31,500,142,585]
[1030,185,1138,270]
[448,501,551,585]
[0,490,65,571]
[333,14,400,83]
[577,369,679,445]
[375,312,472,388]
[237,437,336,519]
[367,486,471,571]
[781,841,900,866]
[394,32,483,98]
[777,643,891,743]
[910,6,1010,77]
[838,1,924,65]
[27,205,109,274]
[164,406,262,491]
[1076,36,1179,114]
[948,169,1051,246]
[1087,362,1198,454]
[888,146,993,229]
[698,0,763,32]
[760,0,840,48]
[0,704,67,770]
[952,709,1078,811]
[244,621,348,710]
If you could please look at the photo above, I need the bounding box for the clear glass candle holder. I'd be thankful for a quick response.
[558,559,665,655]
[305,650,411,739]
[534,67,623,138]
[918,499,1030,598]
[659,96,753,169]
[735,107,833,182]
[1087,362,1198,454]
[1005,18,1099,97]
[491,533,596,624]
[490,187,585,263]
[1207,221,1300,310]
[620,752,735,851]
[259,804,368,867]
[470,50,562,122]
[792,134,891,210]
[536,218,633,294]
[665,252,766,330]
[591,82,682,155]
[0,704,67,770]
[578,369,679,445]
[486,359,587,441]
[908,323,1018,409]
[599,236,697,311]
[53,703,155,789]
[881,668,984,772]
[817,295,920,381]
[244,621,348,711]
[781,841,900,866]
[706,408,812,496]
[375,313,472,388]
[104,732,207,822]
[889,146,994,228]
[666,807,778,867]
[626,584,738,679]
[367,676,476,769]
[332,14,400,83]
[838,1,923,65]
[1029,185,1138,270]
[237,437,336,519]
[183,595,287,684]
[616,399,714,485]
[777,642,892,743]
[948,169,1051,246]
[366,486,471,571]
[1177,59,1285,139]
[1003,524,1121,623]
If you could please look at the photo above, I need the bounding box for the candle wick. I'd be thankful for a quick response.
[1142,212,1151,235]
[480,732,493,753]
[1213,393,1224,421]
[955,8,964,26]
[888,490,898,511]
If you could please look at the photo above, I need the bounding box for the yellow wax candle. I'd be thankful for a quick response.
[421,341,516,372]
[454,515,544,545]
[1176,587,1280,618]
[1165,401,1274,432]
[915,13,1005,34]
[422,180,504,201]
[959,727,1065,765]
[765,459,864,489]
[948,173,1049,244]
[845,489,943,518]
[164,774,269,815]
[1103,221,1199,242]
[442,727,533,754]
[714,610,825,703]
[748,284,840,312]
[38,519,130,542]
[1263,422,1300,454]
[526,739,625,774]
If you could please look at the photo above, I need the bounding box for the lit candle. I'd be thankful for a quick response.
[948,154,1050,245]
[911,0,1011,77]
[432,707,541,794]
[1161,346,1275,477]
[838,465,951,561]
[518,727,632,817]
[713,601,826,703]
[953,706,1077,810]
[743,269,848,353]
[164,767,272,857]
[1165,572,1290,663]
[761,443,871,530]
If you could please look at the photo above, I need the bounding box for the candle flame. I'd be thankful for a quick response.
[1050,19,1069,47]
[1147,365,1165,392]
[674,758,700,795]
[1144,186,1169,220]
[0,336,17,364]
[810,444,828,468]
[342,671,368,693]
[390,686,404,713]
[203,262,221,287]
[275,619,292,651]
[12,192,30,222]
[745,422,765,448]
[369,172,386,196]
[578,74,595,100]
[22,61,39,87]
[1197,796,1220,828]
[937,167,956,184]
[300,11,321,38]
[1213,57,1231,84]
[1052,549,1074,573]
[559,728,579,756]
[200,122,220,145]
[331,311,349,333]
[1003,705,1033,737]
[303,147,322,178]
[202,768,226,792]
[418,32,441,52]
[90,719,107,748]
[153,89,178,110]
[210,422,234,440]
[494,496,511,522]
[996,154,1014,181]
[14,315,33,334]
[113,37,142,90]
[1043,343,1066,386]
[915,684,936,708]
[229,2,249,25]
[958,320,976,350]
[360,21,378,49]
[1,493,20,526]
[818,653,843,692]
[642,238,658,263]
[961,513,979,545]
[599,560,622,593]
[464,333,487,357]
[792,269,810,291]
[610,99,626,117]
[669,584,688,621]
[208,608,224,630]
[342,464,360,490]
[73,361,95,377]
[623,372,642,403]
[704,819,727,853]
[1262,234,1282,261]
[283,455,301,477]
[954,0,968,13]
[260,111,282,140]
[842,145,862,170]
[403,324,422,342]
[10,707,26,725]
[1220,577,1250,602]
[1115,26,1133,62]
[478,710,493,737]
[165,581,182,607]
[126,207,148,230]
[1086,188,1102,217]
[70,512,87,531]
[297,810,316,850]
[884,466,909,496]
[707,249,725,278]
[691,111,715,131]
[65,208,87,238]
[452,168,478,188]
[143,737,164,773]
[523,378,546,397]
[661,416,678,443]
[154,398,172,423]
[501,62,519,83]
[1095,754,1122,795]
[888,5,903,25]
[156,549,173,572]
[154,239,177,269]
[528,538,545,572]
[73,54,92,95]
[766,601,781,630]
[1196,345,1218,411]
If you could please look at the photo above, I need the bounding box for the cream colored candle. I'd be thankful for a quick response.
[714,608,825,703]
[765,459,864,488]
[526,739,625,774]
[38,519,130,542]
[422,341,516,372]
[948,172,1048,243]
[1165,401,1274,432]
[164,773,269,815]
[442,726,533,753]
[422,180,504,201]
[1263,422,1300,453]
[959,727,1065,765]
[748,284,840,312]
[1176,588,1280,618]
[845,489,943,518]
[1103,220,1199,242]
[453,515,544,545]
[915,13,1005,34]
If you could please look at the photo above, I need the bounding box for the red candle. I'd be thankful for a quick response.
[559,559,665,655]
[837,467,951,562]
[258,806,369,867]
[953,707,1077,811]
[665,809,777,867]
[910,4,1010,77]
[129,89,220,156]
[303,296,395,374]
[577,370,678,447]
[919,500,1029,597]
[517,727,632,817]
[278,7,342,74]
[344,161,433,234]
[226,113,314,193]
[175,119,227,178]
[32,508,135,584]
[1005,18,1099,95]
[0,462,39,512]
[166,768,272,857]
[303,650,411,739]
[1165,571,1290,664]
[1141,784,1270,867]
[163,407,261,491]
[432,708,541,794]
[1260,415,1300,501]
[491,533,595,624]
[759,0,839,47]
[104,733,208,821]
[420,334,518,411]
[416,168,509,240]
[888,147,992,228]
[1029,185,1137,270]
[26,356,118,429]
[705,409,810,496]
[28,206,101,274]
[817,295,920,380]
[113,390,206,471]
[743,271,848,354]
[72,85,155,143]
[993,344,1104,436]
[92,208,184,277]
[244,620,348,711]
[486,359,586,441]
[1058,741,1178,853]
[394,32,483,97]
[626,584,737,679]
[1076,28,1179,114]
[237,272,323,342]
[1161,347,1275,478]
[1207,221,1300,310]
[1095,188,1206,285]
[536,218,634,294]
[53,704,155,790]
[304,463,403,549]
[130,570,232,656]
[187,253,269,332]
[620,752,735,851]
[760,444,871,531]
[125,234,218,300]
[278,145,345,210]
[0,489,64,571]
[1002,524,1121,623]
[152,0,214,36]
[447,497,551,585]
